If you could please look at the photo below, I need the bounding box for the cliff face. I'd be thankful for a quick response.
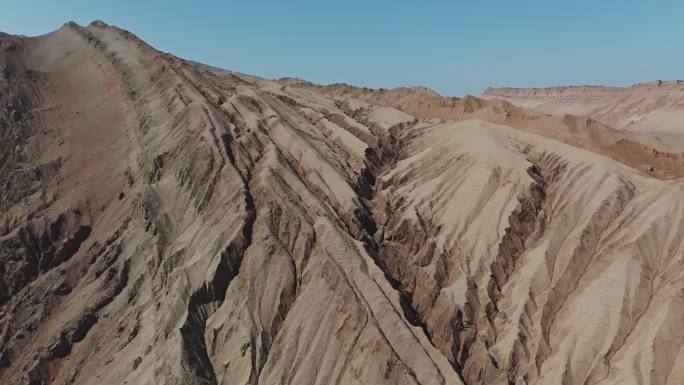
[2,21,684,385]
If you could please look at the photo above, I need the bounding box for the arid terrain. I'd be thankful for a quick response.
[2,21,684,385]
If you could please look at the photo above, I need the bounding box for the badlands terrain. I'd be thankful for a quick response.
[2,21,684,385]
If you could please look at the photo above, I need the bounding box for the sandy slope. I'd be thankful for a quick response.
[1,21,684,385]
[483,82,684,144]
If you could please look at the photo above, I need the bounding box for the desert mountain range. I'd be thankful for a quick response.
[2,21,684,385]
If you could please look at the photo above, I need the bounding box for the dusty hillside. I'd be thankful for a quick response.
[483,82,684,138]
[1,21,684,385]
[288,81,684,179]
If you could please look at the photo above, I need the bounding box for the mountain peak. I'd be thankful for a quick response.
[2,21,684,385]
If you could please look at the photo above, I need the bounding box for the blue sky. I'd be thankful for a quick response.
[2,1,683,96]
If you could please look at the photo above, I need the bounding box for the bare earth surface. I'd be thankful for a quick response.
[2,21,684,385]
[483,83,684,149]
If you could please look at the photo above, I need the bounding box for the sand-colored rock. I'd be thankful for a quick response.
[2,21,684,385]
[483,82,684,144]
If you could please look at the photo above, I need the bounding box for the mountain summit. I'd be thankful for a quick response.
[2,21,684,385]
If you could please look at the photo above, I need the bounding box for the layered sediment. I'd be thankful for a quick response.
[2,21,684,385]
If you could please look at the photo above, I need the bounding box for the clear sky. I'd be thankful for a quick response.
[2,1,683,96]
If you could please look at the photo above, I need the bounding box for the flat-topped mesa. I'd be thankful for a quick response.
[483,85,624,98]
[484,80,684,98]
[482,80,684,136]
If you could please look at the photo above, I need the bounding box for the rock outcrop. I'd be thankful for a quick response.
[2,21,684,385]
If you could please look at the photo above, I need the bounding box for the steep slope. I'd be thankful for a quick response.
[368,118,684,385]
[2,21,684,385]
[288,80,684,180]
[0,21,458,385]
